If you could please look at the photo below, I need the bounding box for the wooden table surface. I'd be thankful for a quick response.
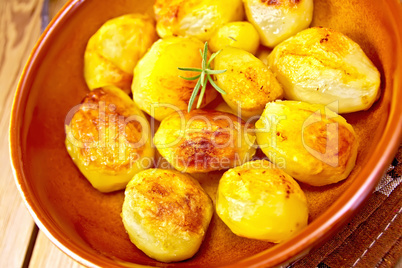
[0,1,400,268]
[0,0,83,267]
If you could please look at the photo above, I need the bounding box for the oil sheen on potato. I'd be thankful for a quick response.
[214,47,283,119]
[268,27,381,113]
[132,37,218,121]
[255,100,358,186]
[209,21,260,54]
[84,14,157,94]
[122,169,213,262]
[244,0,313,48]
[216,160,308,243]
[65,86,154,192]
[154,110,256,173]
[154,0,244,41]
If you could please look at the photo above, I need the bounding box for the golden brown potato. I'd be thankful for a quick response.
[216,160,308,243]
[213,47,283,119]
[153,110,256,173]
[255,101,358,186]
[244,0,313,48]
[132,37,218,121]
[84,14,157,94]
[268,27,381,113]
[122,169,213,262]
[215,101,239,116]
[209,21,260,54]
[214,101,252,123]
[65,86,154,192]
[154,0,244,41]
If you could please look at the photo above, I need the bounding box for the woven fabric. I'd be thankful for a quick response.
[291,146,402,268]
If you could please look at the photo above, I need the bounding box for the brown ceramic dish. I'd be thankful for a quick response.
[10,0,402,267]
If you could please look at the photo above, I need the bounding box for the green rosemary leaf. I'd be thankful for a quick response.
[202,42,208,70]
[177,67,203,72]
[206,69,227,74]
[188,78,202,112]
[200,71,206,87]
[179,74,201,81]
[197,78,208,108]
[208,75,227,95]
[208,49,222,65]
[178,42,227,112]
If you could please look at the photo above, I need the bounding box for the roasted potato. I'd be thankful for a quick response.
[209,22,260,54]
[216,160,308,243]
[255,101,358,186]
[122,169,213,262]
[154,110,256,173]
[213,47,283,119]
[244,0,313,48]
[215,101,240,117]
[84,14,157,94]
[154,0,244,42]
[268,27,381,113]
[214,100,252,123]
[65,86,154,192]
[132,37,218,121]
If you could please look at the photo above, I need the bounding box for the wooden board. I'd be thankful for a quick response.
[29,232,84,268]
[28,0,85,267]
[0,0,82,267]
[0,0,44,267]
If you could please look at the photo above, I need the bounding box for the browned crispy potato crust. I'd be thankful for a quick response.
[214,47,283,119]
[70,89,143,169]
[84,14,157,94]
[65,86,154,192]
[122,169,213,262]
[268,27,381,113]
[255,101,358,186]
[154,0,244,41]
[154,110,256,173]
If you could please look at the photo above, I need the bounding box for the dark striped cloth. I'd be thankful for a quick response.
[291,146,402,268]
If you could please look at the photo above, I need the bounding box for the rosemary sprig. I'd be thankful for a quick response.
[178,42,227,112]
